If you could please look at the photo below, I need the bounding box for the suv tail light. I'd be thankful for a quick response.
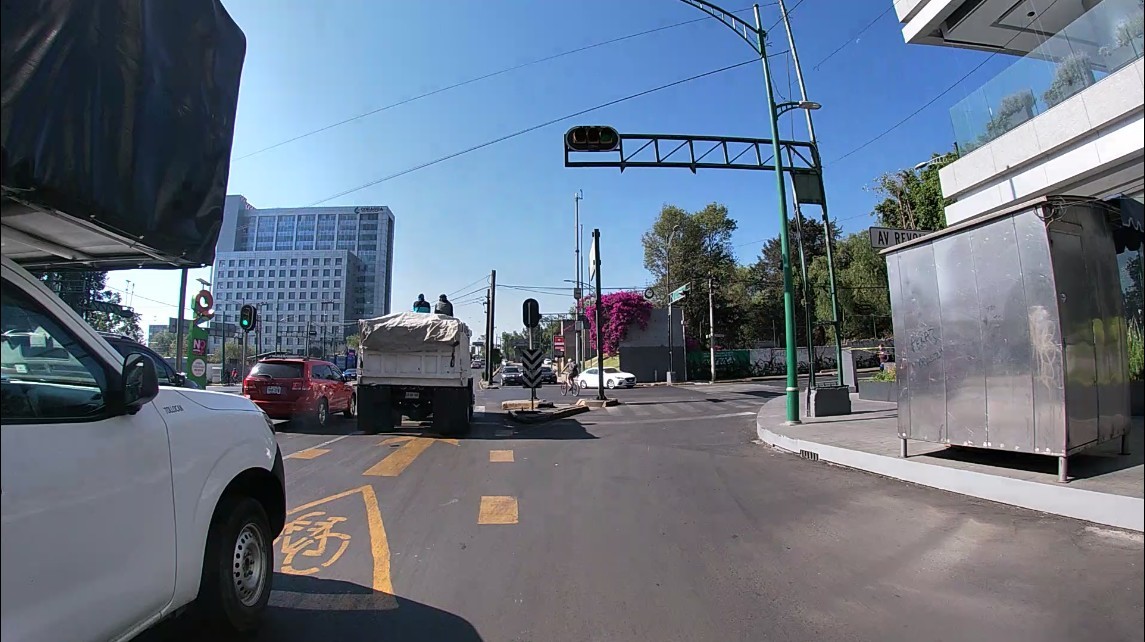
[292,381,310,391]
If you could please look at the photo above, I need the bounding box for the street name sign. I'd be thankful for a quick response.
[669,283,689,304]
[868,226,927,250]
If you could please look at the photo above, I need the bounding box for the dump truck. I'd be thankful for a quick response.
[356,311,474,436]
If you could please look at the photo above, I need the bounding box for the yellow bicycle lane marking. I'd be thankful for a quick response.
[364,435,459,477]
[273,485,392,595]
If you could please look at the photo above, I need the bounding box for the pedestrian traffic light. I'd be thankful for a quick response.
[239,304,257,333]
[565,126,620,152]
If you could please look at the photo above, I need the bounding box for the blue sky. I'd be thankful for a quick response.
[110,0,1012,340]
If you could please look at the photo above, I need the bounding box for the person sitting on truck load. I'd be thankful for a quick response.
[434,293,454,316]
[412,294,432,313]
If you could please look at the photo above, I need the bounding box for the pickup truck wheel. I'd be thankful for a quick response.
[199,496,272,633]
[344,393,357,418]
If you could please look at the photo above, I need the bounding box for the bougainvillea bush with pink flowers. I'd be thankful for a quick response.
[586,291,653,356]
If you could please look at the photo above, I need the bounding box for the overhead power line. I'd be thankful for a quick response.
[307,57,758,206]
[234,6,756,161]
[811,5,895,71]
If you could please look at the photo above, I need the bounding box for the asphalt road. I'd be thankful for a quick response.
[152,381,1143,641]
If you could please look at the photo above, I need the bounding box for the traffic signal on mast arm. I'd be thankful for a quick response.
[565,126,620,152]
[239,304,258,333]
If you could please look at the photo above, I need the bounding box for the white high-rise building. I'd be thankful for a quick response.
[211,195,395,353]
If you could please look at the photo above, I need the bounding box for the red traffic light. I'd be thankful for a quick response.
[565,126,620,152]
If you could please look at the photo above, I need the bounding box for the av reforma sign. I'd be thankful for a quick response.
[869,226,927,250]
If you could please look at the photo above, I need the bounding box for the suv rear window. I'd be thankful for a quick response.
[249,361,304,379]
[503,366,520,373]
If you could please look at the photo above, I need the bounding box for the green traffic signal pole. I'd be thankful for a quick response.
[752,4,801,423]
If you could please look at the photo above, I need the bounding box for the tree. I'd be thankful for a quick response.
[345,333,361,349]
[867,151,956,231]
[585,291,654,356]
[642,203,739,347]
[745,216,839,346]
[808,233,892,340]
[149,330,177,356]
[34,270,143,341]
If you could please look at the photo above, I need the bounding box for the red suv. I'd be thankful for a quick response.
[243,357,355,428]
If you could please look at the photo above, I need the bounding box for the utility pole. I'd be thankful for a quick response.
[708,275,716,383]
[305,317,312,357]
[592,229,605,401]
[666,224,680,384]
[219,309,227,384]
[778,0,844,386]
[573,190,583,367]
[487,269,497,383]
[174,268,189,373]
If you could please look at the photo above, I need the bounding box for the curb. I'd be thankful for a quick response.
[501,399,553,410]
[507,405,590,424]
[755,400,1144,533]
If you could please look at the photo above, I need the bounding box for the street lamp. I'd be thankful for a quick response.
[776,100,821,115]
[666,223,682,384]
[673,0,801,422]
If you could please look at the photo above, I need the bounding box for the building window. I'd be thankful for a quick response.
[278,270,286,277]
[323,269,331,277]
[257,270,265,277]
[278,280,285,288]
[334,280,341,288]
[290,269,297,277]
[291,258,298,266]
[322,280,330,288]
[287,303,295,311]
[335,258,343,265]
[288,292,296,300]
[257,281,263,289]
[302,258,309,266]
[334,292,341,300]
[246,281,253,289]
[290,281,297,288]
[311,280,318,288]
[278,292,285,299]
[259,259,266,266]
[324,258,332,266]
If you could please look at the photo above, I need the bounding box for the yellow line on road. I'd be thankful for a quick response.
[364,436,459,477]
[478,496,518,524]
[284,448,330,460]
[489,449,514,463]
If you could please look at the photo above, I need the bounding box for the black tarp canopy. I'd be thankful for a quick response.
[1,0,246,270]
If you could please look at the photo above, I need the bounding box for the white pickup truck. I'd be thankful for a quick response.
[1,256,286,641]
[355,311,475,436]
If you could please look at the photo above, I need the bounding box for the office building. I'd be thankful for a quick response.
[211,195,395,354]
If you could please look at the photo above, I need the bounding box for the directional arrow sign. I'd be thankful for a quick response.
[520,348,544,389]
[669,283,689,304]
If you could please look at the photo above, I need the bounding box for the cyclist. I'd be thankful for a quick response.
[563,361,580,393]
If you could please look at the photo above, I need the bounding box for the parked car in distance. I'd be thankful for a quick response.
[244,357,356,428]
[343,367,358,381]
[501,364,524,386]
[471,358,485,370]
[99,332,201,389]
[577,366,637,389]
[540,365,557,384]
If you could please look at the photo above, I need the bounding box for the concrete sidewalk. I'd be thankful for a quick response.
[756,394,1144,532]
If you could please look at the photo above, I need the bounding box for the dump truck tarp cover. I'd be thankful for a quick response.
[360,312,471,352]
[0,0,246,268]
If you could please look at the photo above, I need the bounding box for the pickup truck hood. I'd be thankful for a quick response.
[167,388,261,413]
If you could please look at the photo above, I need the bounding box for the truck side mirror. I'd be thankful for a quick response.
[122,353,159,412]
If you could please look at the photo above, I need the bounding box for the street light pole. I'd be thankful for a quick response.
[777,0,843,386]
[754,4,800,423]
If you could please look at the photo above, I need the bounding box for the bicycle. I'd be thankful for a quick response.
[560,377,580,396]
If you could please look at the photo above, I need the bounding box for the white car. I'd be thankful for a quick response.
[577,366,637,389]
[1,256,286,641]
